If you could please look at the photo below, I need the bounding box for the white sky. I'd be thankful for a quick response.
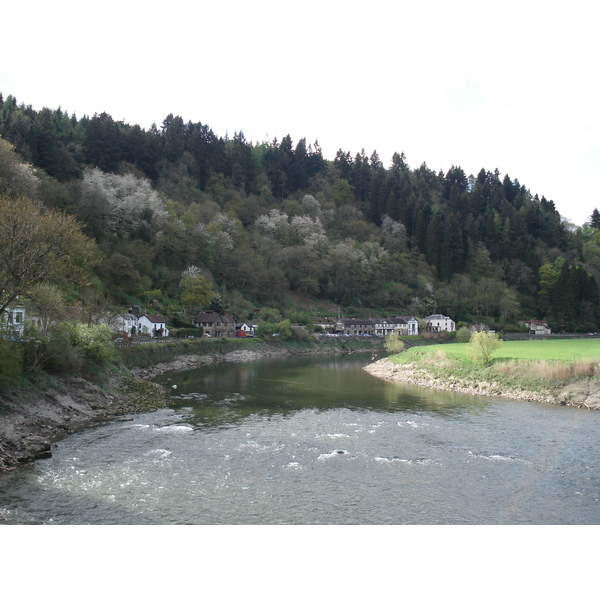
[2,0,598,225]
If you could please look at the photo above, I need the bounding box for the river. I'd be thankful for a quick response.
[1,352,599,524]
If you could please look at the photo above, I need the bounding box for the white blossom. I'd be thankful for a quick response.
[81,168,167,237]
[290,215,328,246]
[255,209,289,237]
[381,215,407,251]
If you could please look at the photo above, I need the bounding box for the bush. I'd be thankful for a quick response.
[0,339,23,387]
[42,322,117,375]
[277,319,293,340]
[456,326,472,343]
[291,326,311,342]
[384,333,405,354]
[468,331,503,364]
[175,327,203,338]
[256,322,277,339]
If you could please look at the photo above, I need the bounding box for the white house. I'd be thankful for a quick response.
[137,314,169,338]
[522,320,551,335]
[425,314,456,332]
[1,305,26,338]
[397,315,419,336]
[117,313,139,336]
[236,322,257,337]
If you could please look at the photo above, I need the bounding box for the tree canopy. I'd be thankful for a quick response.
[0,193,98,316]
[1,92,599,331]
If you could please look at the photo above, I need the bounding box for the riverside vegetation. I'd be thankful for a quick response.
[366,336,600,409]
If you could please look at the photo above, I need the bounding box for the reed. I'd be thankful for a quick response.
[494,359,598,380]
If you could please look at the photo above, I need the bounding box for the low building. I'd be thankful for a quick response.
[425,314,456,332]
[336,319,375,336]
[397,316,419,336]
[236,322,257,337]
[138,313,169,338]
[373,317,408,336]
[522,320,551,335]
[117,313,139,336]
[1,304,26,338]
[194,312,236,337]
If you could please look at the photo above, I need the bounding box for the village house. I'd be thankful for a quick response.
[117,313,139,336]
[336,318,375,336]
[425,314,456,332]
[194,312,236,337]
[137,313,169,338]
[373,317,408,336]
[334,316,419,337]
[236,322,257,337]
[469,323,490,332]
[397,316,419,336]
[1,304,26,338]
[521,319,551,335]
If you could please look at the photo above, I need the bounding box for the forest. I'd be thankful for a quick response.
[2,92,600,333]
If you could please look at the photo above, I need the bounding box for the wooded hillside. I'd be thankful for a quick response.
[2,92,599,331]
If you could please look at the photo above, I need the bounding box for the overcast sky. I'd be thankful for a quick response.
[2,0,598,225]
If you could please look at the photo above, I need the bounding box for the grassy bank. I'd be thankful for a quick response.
[379,338,600,408]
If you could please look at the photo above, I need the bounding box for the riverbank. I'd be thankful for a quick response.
[364,357,600,410]
[0,338,380,470]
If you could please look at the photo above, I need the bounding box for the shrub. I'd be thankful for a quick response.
[276,319,293,340]
[0,339,23,387]
[456,326,472,343]
[291,326,310,342]
[42,322,117,375]
[384,333,405,354]
[175,327,204,338]
[468,331,503,364]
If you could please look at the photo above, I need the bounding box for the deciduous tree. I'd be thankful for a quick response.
[0,194,98,318]
[468,331,502,364]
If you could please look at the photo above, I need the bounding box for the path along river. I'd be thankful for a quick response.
[1,352,599,524]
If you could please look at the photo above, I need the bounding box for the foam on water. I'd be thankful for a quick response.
[318,450,348,460]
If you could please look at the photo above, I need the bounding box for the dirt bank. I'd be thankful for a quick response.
[364,358,600,410]
[0,374,170,471]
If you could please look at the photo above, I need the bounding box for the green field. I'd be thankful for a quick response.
[414,338,600,362]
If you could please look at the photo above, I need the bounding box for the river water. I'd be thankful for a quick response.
[1,353,600,525]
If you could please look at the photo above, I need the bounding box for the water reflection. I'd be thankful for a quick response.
[156,353,488,430]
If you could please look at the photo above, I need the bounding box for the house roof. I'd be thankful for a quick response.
[341,319,374,326]
[140,313,166,324]
[195,313,235,324]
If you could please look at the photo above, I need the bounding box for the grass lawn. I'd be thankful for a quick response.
[413,338,600,362]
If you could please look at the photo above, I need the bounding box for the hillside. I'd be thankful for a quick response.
[2,92,600,331]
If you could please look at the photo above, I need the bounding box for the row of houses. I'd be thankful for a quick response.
[331,316,420,336]
[328,314,458,337]
[3,302,553,341]
[116,311,256,339]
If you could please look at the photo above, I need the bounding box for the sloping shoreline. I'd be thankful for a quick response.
[363,358,600,410]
